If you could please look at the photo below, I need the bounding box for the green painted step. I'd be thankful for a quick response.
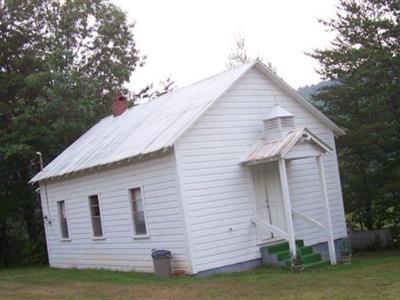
[302,253,322,264]
[281,256,322,266]
[282,258,328,269]
[262,239,328,270]
[266,240,304,254]
[304,260,329,269]
[276,250,290,261]
[275,246,313,261]
[265,242,288,254]
[299,246,313,256]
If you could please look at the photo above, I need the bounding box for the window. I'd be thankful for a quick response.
[130,188,147,236]
[89,195,103,237]
[57,201,69,239]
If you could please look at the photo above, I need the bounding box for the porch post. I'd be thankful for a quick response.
[316,155,337,265]
[278,158,297,258]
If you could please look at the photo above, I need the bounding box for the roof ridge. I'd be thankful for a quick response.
[30,59,343,183]
[30,61,257,182]
[120,60,258,116]
[175,60,257,90]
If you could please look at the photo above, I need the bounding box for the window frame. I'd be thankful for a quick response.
[57,200,70,241]
[88,194,105,240]
[128,186,149,239]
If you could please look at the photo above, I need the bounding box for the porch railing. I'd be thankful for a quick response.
[251,217,289,240]
[291,209,326,232]
[249,156,337,265]
[252,210,327,244]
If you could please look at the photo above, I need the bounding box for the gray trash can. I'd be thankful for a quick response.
[151,249,172,278]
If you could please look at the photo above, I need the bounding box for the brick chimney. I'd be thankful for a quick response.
[112,93,128,117]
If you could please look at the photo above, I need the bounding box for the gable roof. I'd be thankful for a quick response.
[31,60,344,183]
[241,127,333,166]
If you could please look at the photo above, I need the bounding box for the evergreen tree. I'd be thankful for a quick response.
[310,0,400,239]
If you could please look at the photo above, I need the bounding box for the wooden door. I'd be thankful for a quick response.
[264,163,287,232]
[252,162,287,242]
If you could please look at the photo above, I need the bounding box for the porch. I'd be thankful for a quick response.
[241,127,337,265]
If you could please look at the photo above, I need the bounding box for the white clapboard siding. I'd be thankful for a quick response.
[175,67,347,273]
[40,153,190,273]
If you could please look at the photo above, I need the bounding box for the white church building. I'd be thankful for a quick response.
[31,60,347,275]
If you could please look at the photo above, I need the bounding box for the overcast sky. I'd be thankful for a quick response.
[112,0,338,92]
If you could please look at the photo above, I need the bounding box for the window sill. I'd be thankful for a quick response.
[92,237,106,241]
[133,235,150,240]
[60,238,71,242]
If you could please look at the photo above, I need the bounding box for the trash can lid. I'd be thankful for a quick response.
[151,249,172,259]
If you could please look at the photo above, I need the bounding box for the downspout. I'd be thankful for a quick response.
[42,181,51,222]
[36,152,51,222]
[36,152,53,265]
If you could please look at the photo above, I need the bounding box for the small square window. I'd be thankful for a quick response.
[130,188,147,236]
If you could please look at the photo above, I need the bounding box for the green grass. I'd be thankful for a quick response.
[0,250,399,300]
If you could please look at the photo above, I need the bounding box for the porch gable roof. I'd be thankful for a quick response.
[240,128,333,166]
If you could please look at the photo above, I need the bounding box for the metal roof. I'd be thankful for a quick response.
[30,62,255,182]
[31,60,343,183]
[240,127,333,166]
[263,104,294,120]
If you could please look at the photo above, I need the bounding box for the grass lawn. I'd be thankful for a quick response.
[0,250,399,300]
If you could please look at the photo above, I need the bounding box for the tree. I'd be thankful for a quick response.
[226,31,277,74]
[0,0,158,266]
[255,52,277,74]
[133,77,176,103]
[310,0,400,239]
[226,32,250,68]
[297,80,335,107]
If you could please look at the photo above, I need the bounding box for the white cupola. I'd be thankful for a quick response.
[263,104,295,142]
